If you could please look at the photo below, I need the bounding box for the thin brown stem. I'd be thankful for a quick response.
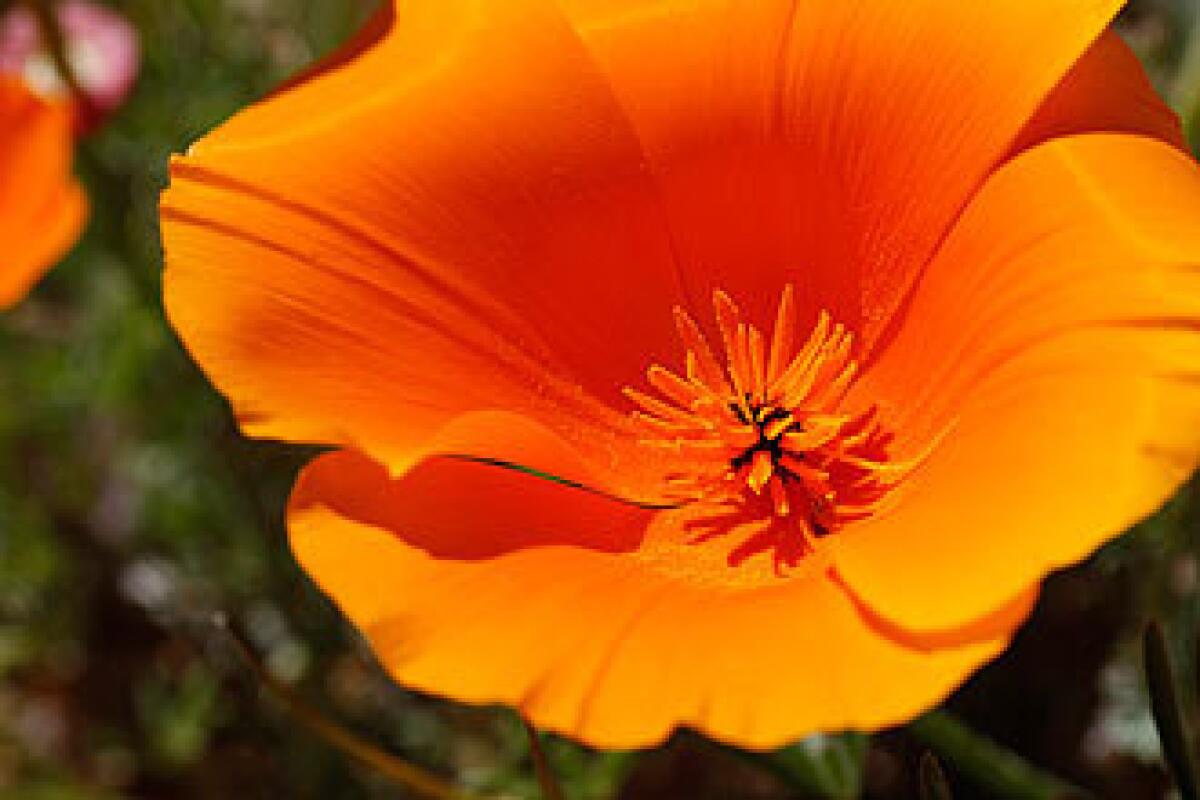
[214,614,478,800]
[523,718,565,800]
[22,0,98,119]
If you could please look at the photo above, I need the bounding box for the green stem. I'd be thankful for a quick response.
[908,711,1088,800]
[1173,1,1200,149]
[214,614,480,800]
[754,733,868,799]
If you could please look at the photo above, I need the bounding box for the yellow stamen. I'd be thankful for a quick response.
[781,425,840,452]
[766,284,796,387]
[623,386,706,428]
[749,325,767,402]
[763,413,795,442]
[769,476,791,516]
[674,306,729,395]
[747,450,775,495]
[647,364,701,408]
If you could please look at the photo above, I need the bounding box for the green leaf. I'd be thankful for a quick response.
[909,711,1088,800]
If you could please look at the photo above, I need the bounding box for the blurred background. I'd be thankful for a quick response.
[3,0,1200,798]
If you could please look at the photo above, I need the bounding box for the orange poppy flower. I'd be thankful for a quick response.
[0,74,85,308]
[161,1,1200,749]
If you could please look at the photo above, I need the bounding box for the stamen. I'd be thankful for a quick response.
[713,292,756,419]
[673,306,729,396]
[624,386,704,428]
[747,450,775,495]
[815,361,859,412]
[721,426,760,450]
[735,323,753,399]
[781,425,839,451]
[626,288,933,567]
[762,413,795,442]
[771,311,831,403]
[768,475,791,517]
[749,325,767,401]
[646,365,701,408]
[766,284,796,387]
[632,412,692,435]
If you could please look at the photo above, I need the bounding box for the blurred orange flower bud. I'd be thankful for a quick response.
[0,75,85,308]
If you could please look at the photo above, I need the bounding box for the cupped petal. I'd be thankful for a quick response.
[162,169,683,495]
[290,448,1029,750]
[1011,29,1185,156]
[835,133,1200,634]
[554,0,1124,343]
[161,0,687,465]
[0,77,86,308]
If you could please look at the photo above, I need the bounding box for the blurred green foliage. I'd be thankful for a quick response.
[2,0,1200,798]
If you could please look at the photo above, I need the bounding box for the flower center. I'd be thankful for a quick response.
[625,287,926,564]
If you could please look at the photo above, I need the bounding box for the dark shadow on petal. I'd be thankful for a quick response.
[289,449,657,561]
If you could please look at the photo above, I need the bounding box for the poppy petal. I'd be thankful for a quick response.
[161,0,687,468]
[161,164,654,485]
[0,77,86,308]
[289,448,1029,749]
[554,0,1124,343]
[1011,29,1185,156]
[834,133,1200,634]
[162,159,684,492]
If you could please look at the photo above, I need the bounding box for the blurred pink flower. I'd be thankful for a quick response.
[0,0,138,131]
